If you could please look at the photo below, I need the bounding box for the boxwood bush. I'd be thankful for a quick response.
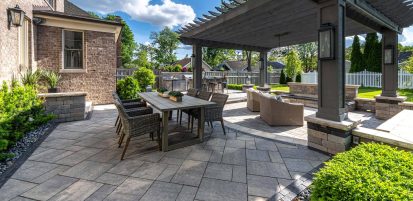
[311,143,413,201]
[133,68,156,90]
[116,76,140,100]
[227,84,243,90]
[0,81,54,161]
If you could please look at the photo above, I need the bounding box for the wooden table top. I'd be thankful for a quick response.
[139,92,216,112]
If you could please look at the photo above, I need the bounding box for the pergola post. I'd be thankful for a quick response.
[305,0,358,155]
[192,44,203,90]
[375,29,406,119]
[259,51,268,87]
[315,0,347,122]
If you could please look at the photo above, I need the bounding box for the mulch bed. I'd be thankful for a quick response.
[0,123,57,188]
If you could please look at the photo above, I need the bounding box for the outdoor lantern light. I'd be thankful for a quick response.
[318,23,335,60]
[384,45,395,65]
[7,5,25,29]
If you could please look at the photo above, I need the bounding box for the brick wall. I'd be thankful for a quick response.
[37,25,116,104]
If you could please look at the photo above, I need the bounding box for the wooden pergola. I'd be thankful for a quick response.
[179,0,413,123]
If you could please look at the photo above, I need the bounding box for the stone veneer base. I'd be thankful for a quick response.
[305,115,359,154]
[375,96,407,120]
[38,92,87,123]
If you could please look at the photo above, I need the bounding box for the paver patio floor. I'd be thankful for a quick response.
[0,104,330,201]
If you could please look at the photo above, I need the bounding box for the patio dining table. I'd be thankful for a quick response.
[139,92,216,152]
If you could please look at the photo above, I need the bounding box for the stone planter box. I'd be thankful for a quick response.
[38,92,87,123]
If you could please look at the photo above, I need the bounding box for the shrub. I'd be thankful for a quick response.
[116,76,140,100]
[168,91,184,97]
[133,68,156,90]
[21,69,42,87]
[227,84,243,90]
[280,69,286,84]
[311,143,413,201]
[0,81,54,161]
[296,73,301,83]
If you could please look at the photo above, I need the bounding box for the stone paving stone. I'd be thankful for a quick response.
[159,157,185,165]
[247,161,291,179]
[246,149,270,162]
[61,161,113,180]
[87,149,122,164]
[85,184,116,201]
[40,138,77,149]
[204,163,232,181]
[73,137,103,148]
[171,160,207,187]
[134,150,165,163]
[278,147,322,161]
[309,160,324,167]
[131,162,168,180]
[222,147,246,166]
[21,175,78,200]
[62,145,86,152]
[208,150,223,163]
[283,158,315,172]
[49,180,103,201]
[29,149,74,163]
[247,175,279,198]
[226,139,246,149]
[165,147,192,159]
[140,181,183,201]
[12,161,58,182]
[0,179,36,201]
[156,164,180,182]
[176,186,198,201]
[10,196,36,201]
[107,159,144,176]
[232,165,247,183]
[248,196,268,201]
[49,130,85,140]
[289,171,306,180]
[31,165,71,184]
[255,139,278,152]
[268,151,284,163]
[196,178,248,201]
[245,140,256,150]
[96,173,128,186]
[206,138,226,147]
[187,149,212,162]
[55,148,102,166]
[278,179,295,191]
[104,178,153,201]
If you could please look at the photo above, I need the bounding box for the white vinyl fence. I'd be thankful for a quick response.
[301,70,413,89]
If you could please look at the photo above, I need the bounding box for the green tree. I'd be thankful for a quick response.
[399,44,413,52]
[202,48,237,68]
[284,50,302,82]
[280,69,287,84]
[296,42,318,72]
[350,35,364,72]
[87,11,100,19]
[242,51,259,72]
[105,15,136,66]
[133,44,150,69]
[150,27,180,65]
[364,33,382,72]
[403,55,413,73]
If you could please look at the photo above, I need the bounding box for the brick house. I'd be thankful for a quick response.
[0,0,122,104]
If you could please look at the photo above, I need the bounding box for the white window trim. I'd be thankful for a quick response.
[61,29,87,73]
[44,0,56,10]
[18,19,29,68]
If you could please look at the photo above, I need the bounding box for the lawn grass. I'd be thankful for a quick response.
[358,87,413,102]
[269,84,290,92]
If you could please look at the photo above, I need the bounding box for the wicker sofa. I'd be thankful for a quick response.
[259,93,304,126]
[247,89,261,112]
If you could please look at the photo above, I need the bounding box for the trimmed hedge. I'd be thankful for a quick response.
[311,143,413,201]
[227,84,243,91]
[116,76,140,100]
[133,68,156,90]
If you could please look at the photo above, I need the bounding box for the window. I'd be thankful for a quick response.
[19,19,29,68]
[47,0,55,10]
[63,30,84,69]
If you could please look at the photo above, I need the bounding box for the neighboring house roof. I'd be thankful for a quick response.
[215,61,248,71]
[267,61,285,70]
[176,58,191,67]
[175,58,213,71]
[399,51,412,63]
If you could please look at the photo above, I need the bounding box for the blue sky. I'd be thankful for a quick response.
[71,0,413,59]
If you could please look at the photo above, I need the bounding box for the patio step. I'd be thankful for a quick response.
[353,127,413,151]
[85,101,93,118]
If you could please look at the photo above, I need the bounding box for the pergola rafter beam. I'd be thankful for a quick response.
[180,37,270,52]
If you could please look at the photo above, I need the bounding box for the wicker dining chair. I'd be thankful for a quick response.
[178,89,199,124]
[113,92,147,134]
[191,93,229,135]
[183,91,212,128]
[114,100,161,160]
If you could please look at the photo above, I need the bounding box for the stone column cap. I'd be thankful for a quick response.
[375,95,407,102]
[38,92,88,98]
[305,114,360,131]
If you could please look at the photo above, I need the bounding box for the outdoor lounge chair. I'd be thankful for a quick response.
[114,100,161,160]
[247,89,261,112]
[191,93,229,135]
[259,93,304,126]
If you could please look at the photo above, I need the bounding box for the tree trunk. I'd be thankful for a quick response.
[246,51,252,72]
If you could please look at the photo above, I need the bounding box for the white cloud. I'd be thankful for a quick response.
[73,0,195,28]
[400,26,413,46]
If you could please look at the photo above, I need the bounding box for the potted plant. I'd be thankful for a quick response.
[43,70,61,93]
[158,87,169,98]
[168,91,184,102]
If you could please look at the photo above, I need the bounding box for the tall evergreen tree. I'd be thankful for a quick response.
[372,39,383,72]
[350,35,364,72]
[364,33,380,72]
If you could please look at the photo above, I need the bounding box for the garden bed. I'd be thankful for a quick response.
[0,122,57,188]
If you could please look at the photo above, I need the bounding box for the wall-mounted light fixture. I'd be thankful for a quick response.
[7,5,25,30]
[384,45,395,65]
[318,23,335,60]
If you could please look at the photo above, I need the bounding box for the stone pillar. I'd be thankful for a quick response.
[192,44,202,90]
[374,29,406,120]
[307,0,358,155]
[316,0,347,122]
[259,51,268,87]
